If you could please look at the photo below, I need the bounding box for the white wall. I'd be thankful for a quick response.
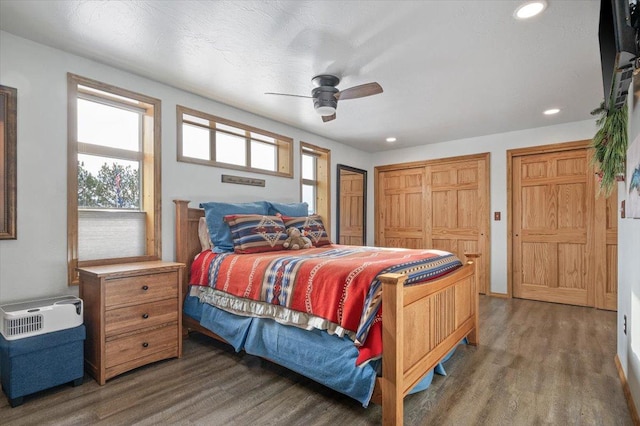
[0,32,371,303]
[370,120,598,295]
[617,95,640,414]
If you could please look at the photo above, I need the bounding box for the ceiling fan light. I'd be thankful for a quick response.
[316,105,336,116]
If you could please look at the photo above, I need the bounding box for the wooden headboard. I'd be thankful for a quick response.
[174,200,205,298]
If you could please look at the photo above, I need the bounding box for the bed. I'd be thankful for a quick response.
[174,199,479,426]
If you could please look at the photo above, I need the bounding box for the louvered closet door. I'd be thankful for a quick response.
[376,167,427,248]
[425,158,489,294]
[513,149,595,306]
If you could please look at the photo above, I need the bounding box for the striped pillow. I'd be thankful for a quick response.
[224,214,288,254]
[282,215,331,247]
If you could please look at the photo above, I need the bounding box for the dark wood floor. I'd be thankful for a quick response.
[0,296,632,425]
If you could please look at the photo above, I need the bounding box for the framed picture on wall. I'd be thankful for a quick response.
[0,85,17,239]
[627,132,640,219]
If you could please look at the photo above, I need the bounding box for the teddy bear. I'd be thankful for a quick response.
[283,227,312,250]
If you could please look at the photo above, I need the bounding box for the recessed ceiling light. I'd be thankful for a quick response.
[386,137,397,143]
[514,1,547,20]
[544,108,560,115]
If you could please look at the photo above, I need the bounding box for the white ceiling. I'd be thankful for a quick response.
[0,0,602,152]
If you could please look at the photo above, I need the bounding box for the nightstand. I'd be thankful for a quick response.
[78,261,184,385]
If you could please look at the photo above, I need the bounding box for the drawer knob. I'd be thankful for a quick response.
[142,342,149,348]
[142,313,149,319]
[142,285,149,291]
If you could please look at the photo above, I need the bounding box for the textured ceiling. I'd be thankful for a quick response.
[0,0,602,152]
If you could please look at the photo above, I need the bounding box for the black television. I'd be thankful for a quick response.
[599,0,638,109]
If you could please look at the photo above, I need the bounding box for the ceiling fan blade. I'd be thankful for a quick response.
[264,92,312,99]
[335,82,383,101]
[322,113,336,122]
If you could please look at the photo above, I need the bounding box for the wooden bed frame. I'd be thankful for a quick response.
[174,200,479,426]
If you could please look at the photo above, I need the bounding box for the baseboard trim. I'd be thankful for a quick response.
[615,354,640,425]
[488,292,509,299]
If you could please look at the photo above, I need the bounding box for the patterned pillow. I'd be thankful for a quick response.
[224,214,288,254]
[282,215,331,247]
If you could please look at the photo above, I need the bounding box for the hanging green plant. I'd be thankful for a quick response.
[590,96,628,197]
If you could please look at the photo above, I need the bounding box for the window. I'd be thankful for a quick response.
[177,105,293,177]
[300,142,330,229]
[67,74,161,284]
[302,152,317,214]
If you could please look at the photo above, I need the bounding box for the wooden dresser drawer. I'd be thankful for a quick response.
[105,271,178,307]
[105,323,178,369]
[105,298,178,337]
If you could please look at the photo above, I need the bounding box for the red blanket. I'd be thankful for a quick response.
[190,245,462,364]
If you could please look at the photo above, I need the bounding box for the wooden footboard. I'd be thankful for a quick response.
[378,254,479,425]
[173,200,479,426]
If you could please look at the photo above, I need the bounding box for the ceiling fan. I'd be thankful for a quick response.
[265,75,383,122]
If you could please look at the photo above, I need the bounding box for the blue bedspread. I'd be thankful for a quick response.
[184,289,462,406]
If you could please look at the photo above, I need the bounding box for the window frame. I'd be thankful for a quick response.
[177,105,293,178]
[67,73,162,285]
[300,142,331,235]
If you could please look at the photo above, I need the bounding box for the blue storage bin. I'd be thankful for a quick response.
[0,325,85,407]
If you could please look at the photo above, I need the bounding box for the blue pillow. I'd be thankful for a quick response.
[268,201,309,217]
[199,201,269,253]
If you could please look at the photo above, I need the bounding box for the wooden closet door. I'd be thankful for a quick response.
[511,143,617,310]
[595,185,618,310]
[513,148,594,306]
[375,154,490,294]
[376,167,427,248]
[425,158,489,294]
[339,171,365,245]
